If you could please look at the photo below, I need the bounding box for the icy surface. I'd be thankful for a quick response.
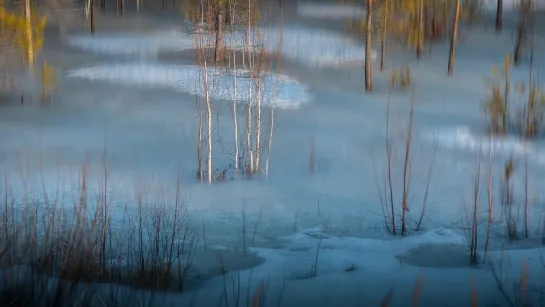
[1,2,545,306]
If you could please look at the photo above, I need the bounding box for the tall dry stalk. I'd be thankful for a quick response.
[385,85,396,235]
[401,86,416,235]
[484,134,493,262]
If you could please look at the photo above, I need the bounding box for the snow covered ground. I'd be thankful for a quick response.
[1,2,545,306]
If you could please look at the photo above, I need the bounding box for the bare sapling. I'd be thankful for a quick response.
[415,141,436,232]
[309,132,316,174]
[523,147,529,239]
[385,84,396,235]
[310,229,325,278]
[401,87,416,236]
[503,156,516,240]
[252,205,262,247]
[484,133,493,263]
[470,145,481,265]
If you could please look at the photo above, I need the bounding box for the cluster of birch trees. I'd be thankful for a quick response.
[185,0,280,184]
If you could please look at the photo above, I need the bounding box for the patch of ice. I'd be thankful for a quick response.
[297,3,364,19]
[66,63,310,109]
[425,126,545,164]
[224,26,378,67]
[67,26,377,68]
[66,30,194,57]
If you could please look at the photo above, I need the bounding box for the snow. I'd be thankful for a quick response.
[66,63,310,109]
[1,2,545,306]
[66,30,195,57]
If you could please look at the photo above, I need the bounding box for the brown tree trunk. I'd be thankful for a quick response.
[120,0,124,15]
[513,2,528,66]
[162,0,166,9]
[101,0,105,9]
[448,0,460,75]
[365,0,373,91]
[380,0,388,71]
[91,0,96,34]
[416,0,424,59]
[496,0,503,31]
[214,9,223,63]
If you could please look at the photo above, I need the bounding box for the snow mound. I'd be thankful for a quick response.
[297,3,364,19]
[425,126,545,164]
[66,30,194,57]
[66,63,310,109]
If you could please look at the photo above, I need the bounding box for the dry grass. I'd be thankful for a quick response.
[0,157,199,307]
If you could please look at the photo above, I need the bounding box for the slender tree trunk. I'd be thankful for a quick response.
[496,0,503,31]
[380,0,388,71]
[120,0,124,15]
[101,0,105,10]
[136,0,139,11]
[447,0,460,75]
[230,4,239,172]
[162,0,166,9]
[246,0,254,173]
[215,9,223,63]
[24,0,33,68]
[513,1,528,66]
[91,0,96,34]
[204,61,212,183]
[416,0,424,59]
[198,115,203,182]
[365,0,373,91]
[255,56,262,171]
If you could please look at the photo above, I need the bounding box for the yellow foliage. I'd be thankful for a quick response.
[40,61,55,102]
[0,7,46,65]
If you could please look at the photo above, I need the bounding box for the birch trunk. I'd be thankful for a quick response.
[230,3,239,171]
[255,60,262,171]
[447,0,460,75]
[204,59,212,183]
[246,0,254,173]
